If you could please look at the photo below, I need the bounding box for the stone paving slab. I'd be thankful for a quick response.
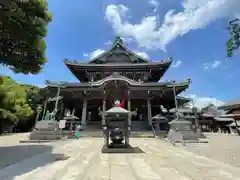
[181,133,240,167]
[0,133,29,146]
[0,138,239,180]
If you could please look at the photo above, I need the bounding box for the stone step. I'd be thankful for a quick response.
[130,131,155,138]
[80,131,104,137]
[29,131,63,140]
[64,131,103,138]
[131,122,147,131]
[20,140,63,143]
[29,129,155,139]
[67,130,154,138]
[154,131,168,138]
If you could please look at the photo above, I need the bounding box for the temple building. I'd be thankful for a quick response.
[219,101,240,134]
[45,37,191,130]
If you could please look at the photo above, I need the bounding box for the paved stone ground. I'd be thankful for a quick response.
[0,133,29,146]
[0,133,59,169]
[0,137,240,180]
[180,133,240,167]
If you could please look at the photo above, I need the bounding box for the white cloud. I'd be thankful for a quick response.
[172,60,182,68]
[83,52,88,57]
[87,49,148,60]
[105,40,112,45]
[32,84,45,88]
[105,0,240,51]
[105,37,133,47]
[203,64,209,70]
[203,60,221,70]
[89,49,105,59]
[122,37,134,44]
[149,0,159,13]
[133,51,149,59]
[185,94,224,109]
[211,60,221,68]
[236,13,240,19]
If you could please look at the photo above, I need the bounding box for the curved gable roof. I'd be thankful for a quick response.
[86,36,149,64]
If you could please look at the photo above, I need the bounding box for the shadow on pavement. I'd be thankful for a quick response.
[0,144,66,180]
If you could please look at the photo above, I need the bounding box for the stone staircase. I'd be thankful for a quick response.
[65,130,155,138]
[154,131,168,138]
[29,121,155,139]
[29,130,63,140]
[75,121,155,138]
[72,130,154,138]
[130,131,154,138]
[62,122,104,138]
[129,121,154,138]
[76,130,103,138]
[85,122,102,131]
[131,121,147,131]
[58,130,102,139]
[29,129,155,140]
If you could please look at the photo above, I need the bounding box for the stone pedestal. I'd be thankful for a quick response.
[196,127,205,138]
[29,120,61,140]
[167,118,199,143]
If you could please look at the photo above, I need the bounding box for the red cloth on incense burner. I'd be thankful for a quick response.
[112,94,126,108]
[119,94,126,108]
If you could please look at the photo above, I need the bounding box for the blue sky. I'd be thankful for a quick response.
[1,0,240,107]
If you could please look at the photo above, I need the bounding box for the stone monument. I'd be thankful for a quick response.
[63,108,79,131]
[29,108,61,140]
[167,110,200,144]
[29,87,62,140]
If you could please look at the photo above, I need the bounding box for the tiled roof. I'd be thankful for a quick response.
[228,121,240,127]
[45,77,191,88]
[214,117,233,122]
[219,100,240,110]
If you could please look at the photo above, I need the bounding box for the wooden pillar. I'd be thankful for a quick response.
[81,98,87,126]
[102,99,106,126]
[127,92,131,126]
[88,112,91,124]
[147,98,152,126]
[41,99,47,120]
[234,118,240,134]
[125,91,131,146]
[102,90,106,126]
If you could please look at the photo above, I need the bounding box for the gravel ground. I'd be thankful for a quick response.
[181,133,240,167]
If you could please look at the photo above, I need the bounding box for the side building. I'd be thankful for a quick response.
[219,101,240,134]
[45,36,191,130]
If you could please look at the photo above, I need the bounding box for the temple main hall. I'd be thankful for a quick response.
[45,36,191,130]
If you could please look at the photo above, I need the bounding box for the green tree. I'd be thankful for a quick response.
[15,84,49,132]
[227,19,240,57]
[0,0,52,74]
[0,76,33,133]
[23,84,42,108]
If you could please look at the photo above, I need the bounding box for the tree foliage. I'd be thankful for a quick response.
[23,84,42,108]
[0,0,52,74]
[0,76,34,132]
[227,19,240,57]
